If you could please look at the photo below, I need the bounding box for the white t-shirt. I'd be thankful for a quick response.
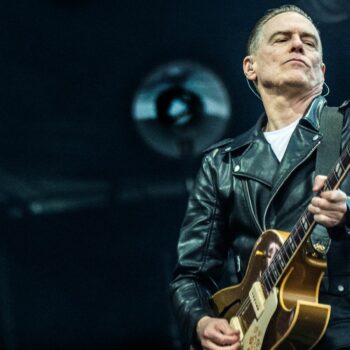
[263,118,301,162]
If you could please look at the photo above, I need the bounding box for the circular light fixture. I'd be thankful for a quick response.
[132,61,231,159]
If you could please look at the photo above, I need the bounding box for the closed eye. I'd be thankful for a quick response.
[304,41,316,47]
[274,37,288,43]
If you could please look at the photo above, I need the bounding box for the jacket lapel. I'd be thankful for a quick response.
[236,136,278,188]
[271,124,321,193]
[223,115,278,188]
[270,96,326,193]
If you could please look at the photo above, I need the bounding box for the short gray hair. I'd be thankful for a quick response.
[246,4,322,56]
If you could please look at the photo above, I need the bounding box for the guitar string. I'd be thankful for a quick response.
[237,208,313,316]
[235,236,292,317]
[235,233,299,320]
[236,210,312,319]
[236,216,314,320]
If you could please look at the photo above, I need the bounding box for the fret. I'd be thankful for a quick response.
[276,252,286,269]
[280,245,290,261]
[272,260,282,275]
[274,262,283,282]
[269,271,277,286]
[265,270,275,288]
[334,162,343,179]
[301,215,309,232]
[260,276,269,295]
[285,239,294,256]
[290,235,296,249]
[325,178,332,191]
[273,253,283,272]
[262,274,272,292]
[270,263,278,279]
[280,246,288,264]
[292,229,302,245]
[306,211,314,225]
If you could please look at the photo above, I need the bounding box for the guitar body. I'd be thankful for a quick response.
[210,229,330,350]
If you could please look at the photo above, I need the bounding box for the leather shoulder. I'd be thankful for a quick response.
[202,138,234,155]
[339,99,350,112]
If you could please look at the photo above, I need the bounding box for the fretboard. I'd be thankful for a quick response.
[261,142,350,293]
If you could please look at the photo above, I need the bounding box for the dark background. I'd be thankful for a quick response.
[0,1,348,349]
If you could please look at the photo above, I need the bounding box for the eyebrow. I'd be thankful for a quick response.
[269,30,319,46]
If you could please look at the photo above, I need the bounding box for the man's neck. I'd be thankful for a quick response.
[261,92,320,132]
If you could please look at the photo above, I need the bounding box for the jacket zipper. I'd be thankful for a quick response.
[243,179,264,234]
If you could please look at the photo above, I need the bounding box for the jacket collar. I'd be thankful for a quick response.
[299,95,327,131]
[221,96,326,188]
[221,95,326,155]
[220,114,266,155]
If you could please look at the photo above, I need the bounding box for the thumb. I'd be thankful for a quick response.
[313,175,327,192]
[215,319,235,335]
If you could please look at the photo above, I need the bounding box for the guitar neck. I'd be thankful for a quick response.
[261,142,350,294]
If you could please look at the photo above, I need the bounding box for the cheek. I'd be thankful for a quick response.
[257,53,279,72]
[311,61,325,78]
[261,51,278,63]
[311,55,324,71]
[315,68,325,82]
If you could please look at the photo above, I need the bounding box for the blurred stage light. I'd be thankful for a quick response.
[132,61,231,159]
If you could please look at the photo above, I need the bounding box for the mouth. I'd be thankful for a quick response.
[285,58,309,67]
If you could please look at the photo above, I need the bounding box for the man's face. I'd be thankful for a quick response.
[248,12,325,93]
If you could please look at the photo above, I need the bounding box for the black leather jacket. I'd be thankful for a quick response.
[169,97,350,348]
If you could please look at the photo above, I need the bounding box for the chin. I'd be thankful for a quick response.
[283,74,310,88]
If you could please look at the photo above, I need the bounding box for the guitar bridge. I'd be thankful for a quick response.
[249,281,266,318]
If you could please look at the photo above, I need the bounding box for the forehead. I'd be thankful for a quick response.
[262,12,319,39]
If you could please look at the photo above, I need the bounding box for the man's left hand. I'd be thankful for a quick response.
[308,175,348,228]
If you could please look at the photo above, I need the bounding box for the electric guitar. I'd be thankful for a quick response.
[192,142,350,350]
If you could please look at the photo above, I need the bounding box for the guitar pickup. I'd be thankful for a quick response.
[249,281,266,318]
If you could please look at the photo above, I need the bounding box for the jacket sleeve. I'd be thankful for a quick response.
[169,151,232,348]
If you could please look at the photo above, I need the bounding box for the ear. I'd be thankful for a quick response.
[321,62,326,77]
[243,56,256,81]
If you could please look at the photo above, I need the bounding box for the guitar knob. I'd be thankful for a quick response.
[255,250,267,257]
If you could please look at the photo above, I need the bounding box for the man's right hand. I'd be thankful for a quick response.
[196,316,241,350]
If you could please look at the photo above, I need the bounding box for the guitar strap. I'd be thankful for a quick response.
[311,106,343,256]
[315,106,345,293]
[315,106,344,176]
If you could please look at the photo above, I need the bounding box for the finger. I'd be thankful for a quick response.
[320,189,347,203]
[203,338,241,350]
[308,200,347,226]
[202,326,237,345]
[313,208,346,227]
[208,329,240,347]
[214,320,239,336]
[311,196,346,212]
[313,213,343,227]
[313,175,327,192]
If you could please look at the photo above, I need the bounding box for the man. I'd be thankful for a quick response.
[169,4,350,350]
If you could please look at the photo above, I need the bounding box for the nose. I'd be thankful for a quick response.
[290,35,304,54]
